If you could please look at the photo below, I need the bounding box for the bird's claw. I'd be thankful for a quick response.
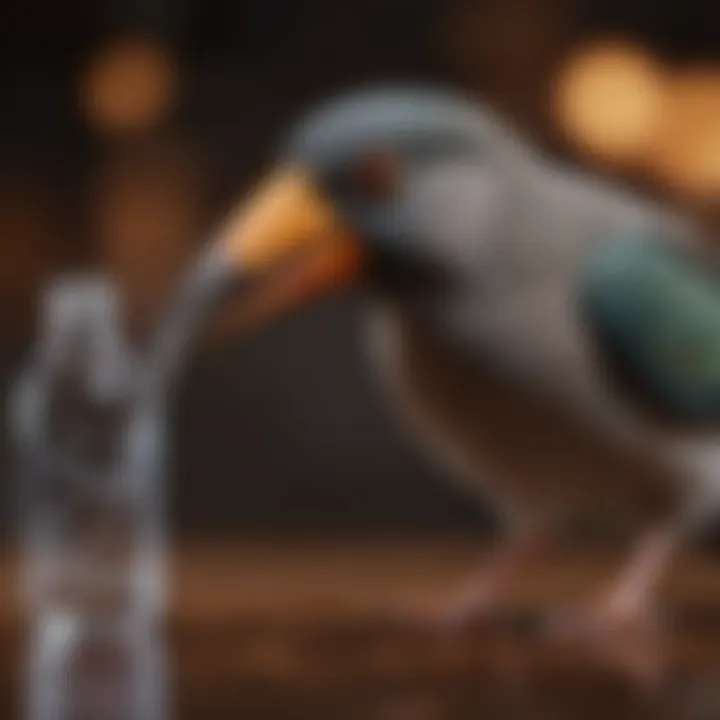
[550,597,666,695]
[401,585,513,636]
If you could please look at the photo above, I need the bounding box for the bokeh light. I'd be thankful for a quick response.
[0,188,53,335]
[93,144,203,328]
[80,38,179,136]
[649,69,720,197]
[554,40,664,166]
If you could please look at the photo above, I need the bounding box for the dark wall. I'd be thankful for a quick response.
[0,0,491,536]
[2,0,719,536]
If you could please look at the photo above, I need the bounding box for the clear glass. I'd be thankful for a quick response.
[13,277,167,720]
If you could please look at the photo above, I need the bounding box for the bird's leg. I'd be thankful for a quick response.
[444,529,546,628]
[557,524,677,690]
[414,527,546,631]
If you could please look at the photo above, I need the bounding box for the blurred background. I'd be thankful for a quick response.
[1,0,720,537]
[3,1,720,718]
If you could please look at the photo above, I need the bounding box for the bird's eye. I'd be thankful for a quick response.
[350,149,404,202]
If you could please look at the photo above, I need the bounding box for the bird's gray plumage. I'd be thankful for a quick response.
[362,155,690,531]
[285,85,720,535]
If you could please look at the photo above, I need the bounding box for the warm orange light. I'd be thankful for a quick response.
[94,146,202,322]
[0,192,51,290]
[80,39,179,135]
[650,69,720,197]
[554,41,664,166]
[0,189,53,334]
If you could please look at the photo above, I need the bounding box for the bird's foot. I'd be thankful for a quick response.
[551,593,665,694]
[404,533,547,635]
[550,524,676,695]
[403,580,515,635]
[443,582,518,631]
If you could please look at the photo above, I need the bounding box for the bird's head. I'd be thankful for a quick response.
[212,86,526,322]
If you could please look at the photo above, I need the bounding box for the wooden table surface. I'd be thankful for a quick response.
[3,540,720,719]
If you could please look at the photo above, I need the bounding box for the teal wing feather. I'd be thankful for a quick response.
[583,237,720,421]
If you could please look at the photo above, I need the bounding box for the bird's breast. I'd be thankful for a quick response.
[364,303,682,530]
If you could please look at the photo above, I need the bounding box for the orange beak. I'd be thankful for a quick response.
[207,167,363,339]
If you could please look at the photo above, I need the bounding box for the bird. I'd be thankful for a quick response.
[173,85,720,686]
